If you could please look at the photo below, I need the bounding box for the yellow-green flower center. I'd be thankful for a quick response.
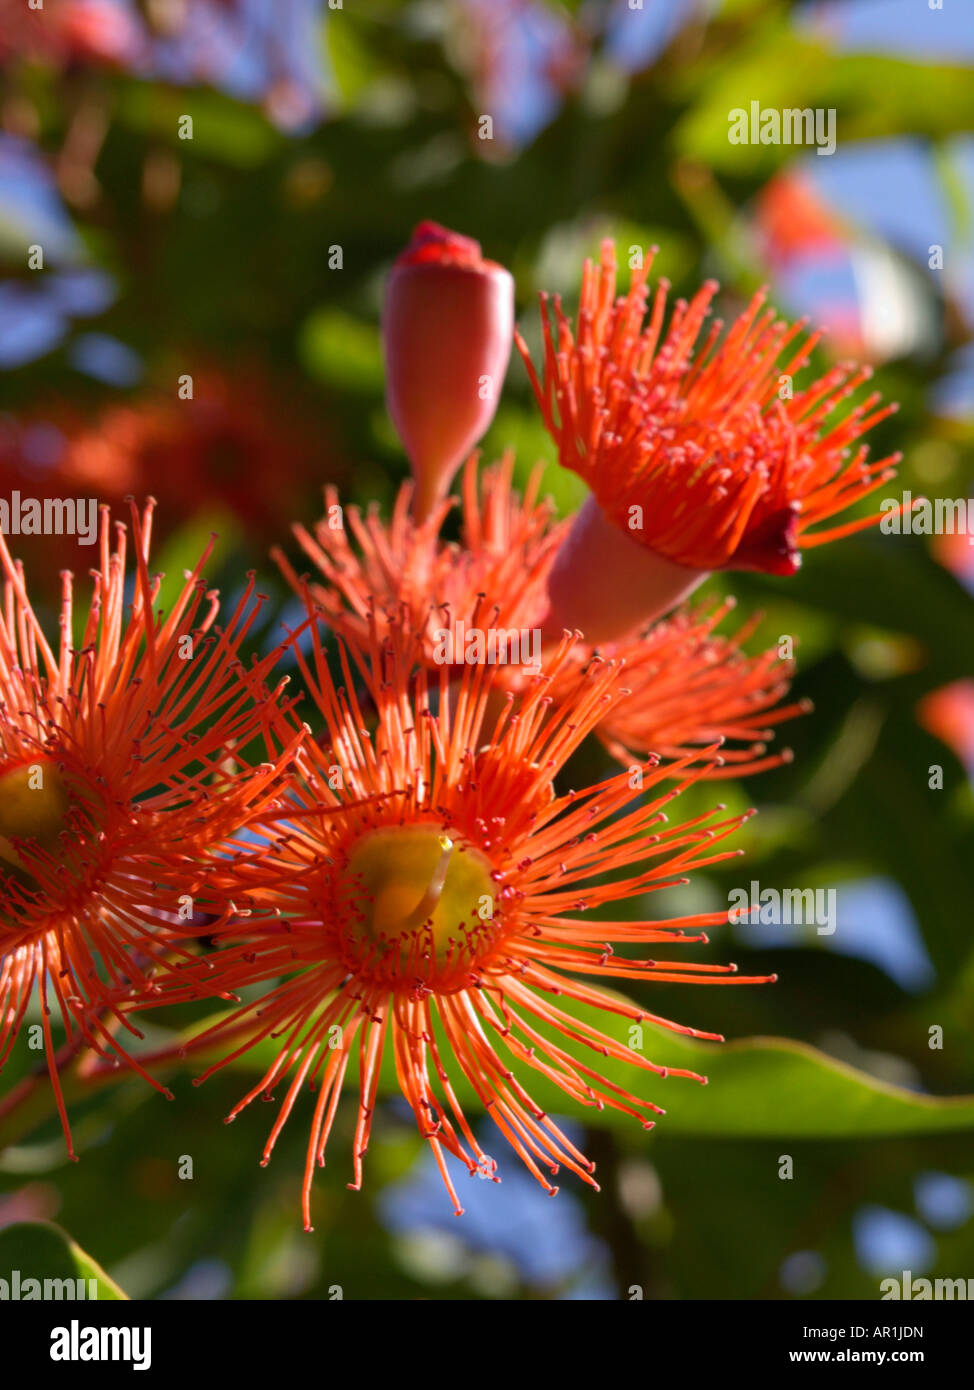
[340,825,499,991]
[0,759,70,874]
[0,759,78,928]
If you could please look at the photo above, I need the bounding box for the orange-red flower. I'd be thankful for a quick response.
[933,516,974,589]
[516,240,902,640]
[275,456,805,775]
[274,453,565,653]
[0,0,141,68]
[160,618,772,1227]
[917,681,974,767]
[518,238,900,575]
[755,171,848,270]
[0,501,300,1155]
[557,598,809,776]
[9,367,333,553]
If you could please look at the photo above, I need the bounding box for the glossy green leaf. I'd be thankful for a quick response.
[0,1222,127,1300]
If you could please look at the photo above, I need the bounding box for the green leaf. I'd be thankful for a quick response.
[0,1222,128,1300]
[674,33,974,174]
[326,10,382,108]
[117,86,280,167]
[749,536,974,690]
[298,307,384,392]
[633,1027,974,1137]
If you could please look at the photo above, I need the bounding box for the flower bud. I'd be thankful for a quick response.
[382,222,514,520]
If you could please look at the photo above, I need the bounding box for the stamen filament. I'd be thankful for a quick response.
[400,834,454,933]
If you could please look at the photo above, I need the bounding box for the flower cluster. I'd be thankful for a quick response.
[0,223,900,1224]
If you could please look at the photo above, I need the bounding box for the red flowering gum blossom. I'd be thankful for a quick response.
[756,172,847,270]
[383,221,514,520]
[518,240,902,641]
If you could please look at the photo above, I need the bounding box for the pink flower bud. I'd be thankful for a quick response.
[382,222,514,520]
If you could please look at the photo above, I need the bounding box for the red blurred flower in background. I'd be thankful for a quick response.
[755,170,848,271]
[917,682,974,770]
[0,367,334,569]
[0,0,143,68]
[932,514,974,590]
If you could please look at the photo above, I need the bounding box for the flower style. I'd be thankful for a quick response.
[275,456,805,775]
[163,616,773,1228]
[0,500,301,1155]
[516,240,902,641]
